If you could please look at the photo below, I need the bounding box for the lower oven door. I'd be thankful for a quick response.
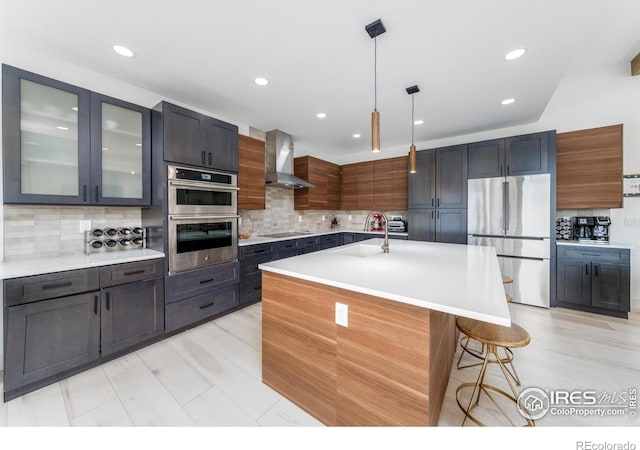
[168,215,238,275]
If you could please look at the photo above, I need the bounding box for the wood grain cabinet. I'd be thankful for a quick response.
[556,245,630,318]
[238,135,266,209]
[556,125,623,209]
[2,64,151,206]
[341,157,408,211]
[294,156,341,210]
[156,101,238,173]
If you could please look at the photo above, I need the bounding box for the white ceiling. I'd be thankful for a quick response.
[1,0,639,163]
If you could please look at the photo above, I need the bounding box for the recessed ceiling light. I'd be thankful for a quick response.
[112,44,135,58]
[504,48,526,60]
[56,126,69,131]
[135,143,142,147]
[501,98,516,105]
[414,120,424,125]
[71,106,78,112]
[316,113,327,119]
[254,77,269,86]
[352,133,361,138]
[102,147,108,151]
[131,171,136,175]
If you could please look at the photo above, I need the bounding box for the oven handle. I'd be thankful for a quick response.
[169,215,240,221]
[169,180,240,191]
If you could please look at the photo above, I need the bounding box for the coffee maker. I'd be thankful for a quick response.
[573,216,610,243]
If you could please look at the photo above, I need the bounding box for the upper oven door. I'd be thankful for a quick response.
[168,165,238,215]
[168,215,238,275]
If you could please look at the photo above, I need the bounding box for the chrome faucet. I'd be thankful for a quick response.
[363,211,389,253]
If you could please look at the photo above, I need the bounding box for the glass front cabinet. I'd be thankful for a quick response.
[2,65,150,206]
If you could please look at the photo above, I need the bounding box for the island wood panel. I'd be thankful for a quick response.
[261,271,456,426]
[238,135,265,209]
[261,272,337,425]
[556,124,623,209]
[334,289,432,426]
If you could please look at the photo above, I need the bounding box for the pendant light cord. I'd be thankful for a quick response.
[374,37,377,112]
[411,94,415,145]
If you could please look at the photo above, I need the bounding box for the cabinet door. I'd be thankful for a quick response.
[408,150,435,209]
[391,156,408,210]
[436,145,467,208]
[591,263,630,312]
[238,134,266,209]
[505,131,550,176]
[91,93,151,206]
[436,209,467,244]
[4,292,100,391]
[468,138,505,179]
[340,164,358,209]
[374,159,393,210]
[327,162,342,210]
[101,278,164,357]
[2,64,91,204]
[206,117,238,173]
[356,161,375,210]
[161,102,206,166]
[408,209,436,242]
[556,259,591,306]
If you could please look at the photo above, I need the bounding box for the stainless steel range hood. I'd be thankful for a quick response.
[265,129,314,189]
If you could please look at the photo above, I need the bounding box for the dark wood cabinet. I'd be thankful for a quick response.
[156,101,238,172]
[2,64,152,206]
[4,292,101,394]
[436,145,467,208]
[408,151,435,209]
[408,208,466,244]
[408,209,435,242]
[468,131,552,179]
[294,156,341,210]
[101,278,164,357]
[556,245,630,318]
[238,135,266,209]
[3,258,165,400]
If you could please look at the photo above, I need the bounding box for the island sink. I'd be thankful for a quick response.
[328,242,383,257]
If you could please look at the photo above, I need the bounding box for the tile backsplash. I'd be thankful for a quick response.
[3,205,141,260]
[239,187,407,236]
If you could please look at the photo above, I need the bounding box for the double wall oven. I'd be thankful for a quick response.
[167,165,238,275]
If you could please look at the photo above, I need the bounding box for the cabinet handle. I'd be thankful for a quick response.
[254,286,261,291]
[500,166,503,177]
[94,295,99,315]
[437,198,440,207]
[83,185,87,202]
[41,281,73,290]
[594,264,599,277]
[199,302,215,309]
[201,151,206,165]
[253,249,266,254]
[431,198,434,207]
[507,164,510,175]
[106,292,111,310]
[208,152,212,165]
[123,269,146,276]
[585,264,589,276]
[431,210,434,219]
[437,210,440,219]
[95,185,99,202]
[199,278,214,284]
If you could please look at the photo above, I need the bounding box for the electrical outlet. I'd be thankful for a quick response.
[335,302,348,327]
[78,220,91,232]
[348,215,352,221]
[298,215,302,222]
[322,215,325,221]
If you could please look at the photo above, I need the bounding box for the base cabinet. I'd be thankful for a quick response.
[556,245,630,317]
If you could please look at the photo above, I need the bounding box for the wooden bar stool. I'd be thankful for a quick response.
[455,317,533,426]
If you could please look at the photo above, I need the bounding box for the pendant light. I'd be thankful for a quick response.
[406,85,420,173]
[365,19,386,153]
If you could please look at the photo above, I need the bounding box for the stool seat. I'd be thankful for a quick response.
[456,317,530,349]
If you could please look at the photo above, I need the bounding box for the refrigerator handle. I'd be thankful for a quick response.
[504,181,510,234]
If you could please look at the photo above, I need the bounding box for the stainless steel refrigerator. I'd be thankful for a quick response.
[467,174,551,307]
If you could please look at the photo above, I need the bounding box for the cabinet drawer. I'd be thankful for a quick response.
[165,261,239,304]
[318,234,339,249]
[298,236,319,249]
[273,239,299,253]
[100,259,163,287]
[165,284,239,332]
[273,249,300,260]
[240,273,262,304]
[5,268,100,306]
[240,253,272,279]
[239,243,273,259]
[557,246,630,264]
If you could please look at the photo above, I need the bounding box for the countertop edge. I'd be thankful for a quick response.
[239,230,408,246]
[0,250,166,280]
[555,241,634,250]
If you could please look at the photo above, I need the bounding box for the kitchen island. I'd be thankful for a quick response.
[259,238,509,426]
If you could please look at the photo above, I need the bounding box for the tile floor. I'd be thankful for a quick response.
[0,301,638,430]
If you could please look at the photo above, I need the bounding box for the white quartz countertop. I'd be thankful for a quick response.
[259,238,510,326]
[556,241,633,250]
[239,230,408,246]
[0,249,165,280]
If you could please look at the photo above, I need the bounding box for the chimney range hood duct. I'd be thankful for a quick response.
[264,129,314,189]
